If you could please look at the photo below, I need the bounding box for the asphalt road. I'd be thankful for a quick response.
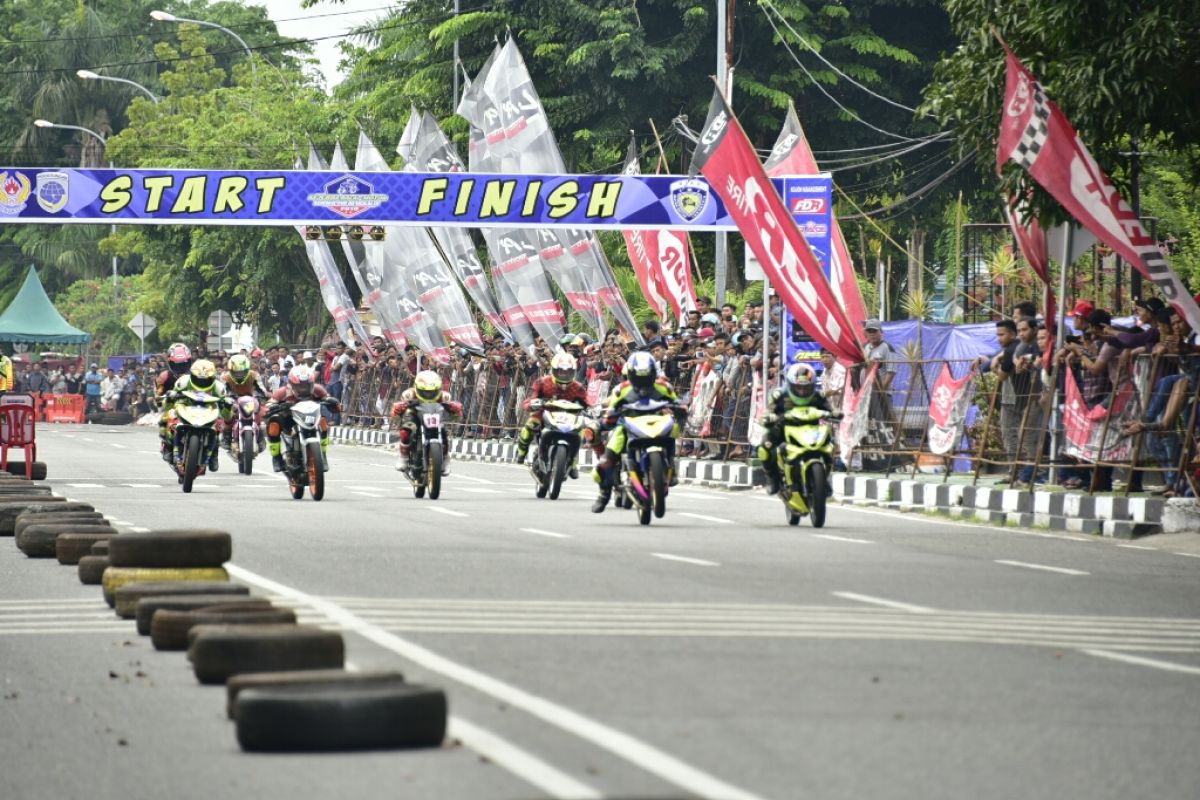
[2,423,1199,800]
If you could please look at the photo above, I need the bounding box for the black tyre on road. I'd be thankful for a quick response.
[182,433,202,494]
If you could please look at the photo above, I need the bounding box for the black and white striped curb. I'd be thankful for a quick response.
[831,474,1166,539]
[330,426,1180,537]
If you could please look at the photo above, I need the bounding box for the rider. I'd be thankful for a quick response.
[264,364,339,473]
[156,343,193,461]
[591,351,684,514]
[514,350,591,477]
[219,353,269,452]
[390,370,463,475]
[758,363,835,495]
[163,358,232,472]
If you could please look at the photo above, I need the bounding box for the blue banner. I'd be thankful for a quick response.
[0,167,822,231]
[777,176,834,365]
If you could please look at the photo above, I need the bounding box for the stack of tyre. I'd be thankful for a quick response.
[3,460,48,480]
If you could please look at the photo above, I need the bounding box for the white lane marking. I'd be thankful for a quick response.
[995,559,1089,576]
[137,450,158,455]
[460,487,504,494]
[650,553,720,567]
[448,717,603,800]
[130,527,150,533]
[343,658,602,799]
[454,474,496,485]
[677,512,734,525]
[351,491,385,498]
[1173,552,1200,559]
[225,564,765,800]
[520,528,571,539]
[120,483,161,488]
[427,507,468,518]
[80,438,93,442]
[110,443,127,449]
[812,533,874,544]
[67,483,104,488]
[1118,544,1156,551]
[832,592,935,614]
[1082,649,1200,676]
[350,485,389,492]
[107,520,132,527]
[368,463,397,468]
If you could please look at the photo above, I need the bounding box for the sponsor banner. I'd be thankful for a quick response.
[0,166,808,231]
[838,364,877,463]
[1062,368,1134,463]
[685,362,723,438]
[997,41,1200,333]
[691,88,862,366]
[926,363,976,455]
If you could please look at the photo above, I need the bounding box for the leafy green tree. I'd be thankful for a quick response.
[54,274,154,356]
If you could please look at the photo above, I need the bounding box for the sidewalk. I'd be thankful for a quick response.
[327,427,1197,539]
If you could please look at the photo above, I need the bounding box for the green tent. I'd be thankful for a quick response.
[0,266,91,344]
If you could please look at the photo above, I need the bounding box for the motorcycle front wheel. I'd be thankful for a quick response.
[807,461,827,529]
[182,432,201,494]
[306,441,325,501]
[427,441,443,500]
[240,430,255,476]
[648,451,667,519]
[548,446,569,500]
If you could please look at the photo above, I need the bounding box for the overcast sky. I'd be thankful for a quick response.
[254,0,396,89]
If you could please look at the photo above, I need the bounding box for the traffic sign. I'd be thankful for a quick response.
[127,312,156,339]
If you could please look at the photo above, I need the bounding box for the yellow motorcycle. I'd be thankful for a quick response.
[620,398,678,526]
[774,406,837,528]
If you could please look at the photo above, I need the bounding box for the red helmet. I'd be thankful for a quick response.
[288,364,314,398]
[167,343,191,364]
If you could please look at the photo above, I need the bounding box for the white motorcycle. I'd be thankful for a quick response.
[276,398,334,501]
[528,399,587,500]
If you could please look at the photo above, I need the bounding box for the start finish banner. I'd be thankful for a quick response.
[0,167,824,230]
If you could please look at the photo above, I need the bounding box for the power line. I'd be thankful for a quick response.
[838,152,978,221]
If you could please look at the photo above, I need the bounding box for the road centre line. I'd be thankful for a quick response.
[224,564,765,800]
[426,507,469,518]
[1118,544,1157,550]
[341,658,601,799]
[1173,552,1200,559]
[832,591,935,614]
[459,487,504,494]
[1082,649,1200,676]
[520,528,571,539]
[995,559,1089,576]
[67,483,104,488]
[677,512,734,524]
[351,491,385,498]
[453,474,496,484]
[812,533,874,544]
[110,443,127,449]
[130,527,150,533]
[650,553,720,567]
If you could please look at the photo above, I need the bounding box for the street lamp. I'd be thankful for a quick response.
[33,119,120,298]
[77,69,160,103]
[150,10,257,79]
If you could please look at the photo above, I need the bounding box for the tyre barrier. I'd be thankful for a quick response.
[108,529,232,569]
[78,555,110,584]
[18,523,118,559]
[0,498,73,535]
[101,567,230,608]
[136,594,272,637]
[55,531,118,565]
[226,669,406,721]
[14,512,105,539]
[188,624,345,685]
[90,539,109,556]
[152,604,297,651]
[2,461,47,480]
[113,580,247,619]
[235,683,448,752]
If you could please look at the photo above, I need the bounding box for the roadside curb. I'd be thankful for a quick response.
[328,427,1172,537]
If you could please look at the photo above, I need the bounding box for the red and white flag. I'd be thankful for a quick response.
[997,41,1200,330]
[838,364,877,463]
[926,363,976,455]
[691,88,862,366]
[764,101,868,345]
[1062,368,1134,463]
[1004,193,1056,361]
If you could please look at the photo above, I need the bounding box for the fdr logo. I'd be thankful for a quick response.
[790,196,827,215]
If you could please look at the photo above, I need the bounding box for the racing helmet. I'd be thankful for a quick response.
[288,364,314,398]
[189,359,217,392]
[228,353,251,383]
[167,343,192,375]
[785,363,816,405]
[413,370,442,403]
[550,351,577,385]
[625,351,658,397]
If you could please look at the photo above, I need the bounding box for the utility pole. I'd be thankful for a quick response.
[714,0,733,305]
[452,0,460,109]
[1128,136,1142,300]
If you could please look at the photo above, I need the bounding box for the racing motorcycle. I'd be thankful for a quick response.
[230,395,264,475]
[773,406,837,528]
[528,398,587,500]
[405,402,448,500]
[619,398,678,526]
[168,390,224,494]
[278,399,331,501]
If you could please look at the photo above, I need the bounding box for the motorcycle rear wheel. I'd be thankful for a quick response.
[240,431,255,476]
[182,433,201,494]
[306,442,325,501]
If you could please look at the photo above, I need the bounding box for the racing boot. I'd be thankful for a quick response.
[160,437,172,463]
[395,430,411,472]
[271,455,284,473]
[569,460,579,480]
[221,428,232,452]
[207,447,220,472]
[441,450,451,476]
[591,488,611,513]
[762,454,783,496]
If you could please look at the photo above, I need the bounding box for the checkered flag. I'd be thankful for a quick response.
[1012,85,1050,169]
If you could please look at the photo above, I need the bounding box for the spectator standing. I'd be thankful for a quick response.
[50,369,67,395]
[100,368,123,411]
[25,362,50,395]
[83,363,103,414]
[65,369,82,395]
[0,351,12,393]
[1011,317,1045,485]
[989,320,1021,463]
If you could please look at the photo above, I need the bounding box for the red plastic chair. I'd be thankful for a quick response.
[0,404,37,479]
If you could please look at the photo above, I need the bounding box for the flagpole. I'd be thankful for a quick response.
[714,0,729,306]
[1049,222,1072,482]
